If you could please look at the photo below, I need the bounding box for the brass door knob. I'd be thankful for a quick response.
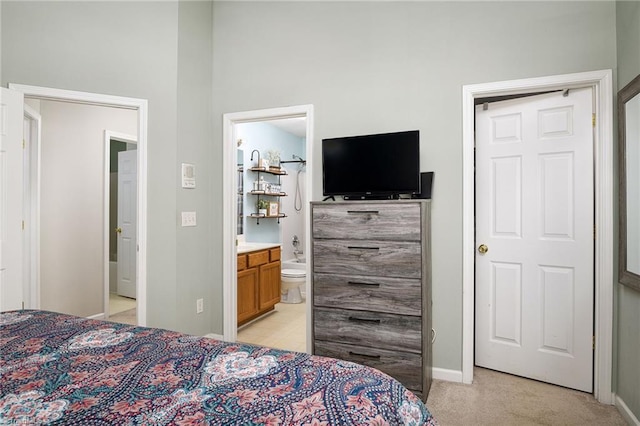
[115,227,122,234]
[478,244,488,254]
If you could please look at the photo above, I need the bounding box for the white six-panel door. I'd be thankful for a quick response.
[116,149,137,299]
[0,88,25,312]
[475,88,594,392]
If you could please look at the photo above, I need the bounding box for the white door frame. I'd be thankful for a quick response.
[9,83,149,326]
[103,131,137,319]
[23,103,41,309]
[461,70,614,403]
[222,105,314,347]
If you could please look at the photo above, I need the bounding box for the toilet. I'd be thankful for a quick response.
[280,269,305,304]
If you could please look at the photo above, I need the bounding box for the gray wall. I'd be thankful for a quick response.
[2,1,627,378]
[1,1,215,335]
[211,1,616,371]
[616,1,640,419]
[175,0,215,334]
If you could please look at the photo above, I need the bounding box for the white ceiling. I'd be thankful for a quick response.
[268,117,307,138]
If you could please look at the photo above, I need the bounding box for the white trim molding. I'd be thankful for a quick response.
[23,103,41,310]
[461,70,614,404]
[86,313,105,320]
[9,83,149,327]
[616,394,640,426]
[222,105,314,349]
[203,333,224,341]
[433,368,463,383]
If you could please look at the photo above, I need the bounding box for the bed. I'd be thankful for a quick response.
[1,310,436,425]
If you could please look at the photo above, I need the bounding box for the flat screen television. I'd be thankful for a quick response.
[322,130,420,199]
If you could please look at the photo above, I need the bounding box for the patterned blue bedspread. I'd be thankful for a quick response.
[1,310,437,425]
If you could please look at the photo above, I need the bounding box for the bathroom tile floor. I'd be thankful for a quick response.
[237,301,307,353]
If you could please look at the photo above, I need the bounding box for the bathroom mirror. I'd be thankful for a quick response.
[237,149,244,235]
[618,74,640,292]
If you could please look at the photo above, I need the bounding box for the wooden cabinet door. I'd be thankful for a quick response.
[259,261,281,310]
[237,267,259,324]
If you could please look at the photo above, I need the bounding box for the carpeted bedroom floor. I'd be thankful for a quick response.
[426,367,627,425]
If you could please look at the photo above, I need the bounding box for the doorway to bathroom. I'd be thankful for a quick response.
[222,105,314,353]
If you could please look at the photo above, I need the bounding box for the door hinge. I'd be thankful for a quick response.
[22,220,25,230]
[593,225,596,240]
[592,113,596,128]
[23,140,26,149]
[22,301,25,310]
[592,335,595,350]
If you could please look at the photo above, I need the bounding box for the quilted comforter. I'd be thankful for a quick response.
[1,310,436,425]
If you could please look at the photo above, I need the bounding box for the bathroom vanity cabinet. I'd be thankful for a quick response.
[310,200,432,400]
[237,246,281,326]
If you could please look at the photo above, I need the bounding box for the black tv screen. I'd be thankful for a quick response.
[322,130,420,198]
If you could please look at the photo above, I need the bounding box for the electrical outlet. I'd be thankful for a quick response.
[196,298,204,314]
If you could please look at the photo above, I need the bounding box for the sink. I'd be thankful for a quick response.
[237,243,279,253]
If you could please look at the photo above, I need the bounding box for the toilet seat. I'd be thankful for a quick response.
[281,269,305,278]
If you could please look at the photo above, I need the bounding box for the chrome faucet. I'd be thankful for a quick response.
[292,235,302,261]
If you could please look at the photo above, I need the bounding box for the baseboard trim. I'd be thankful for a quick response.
[204,333,224,341]
[433,367,464,383]
[87,313,105,320]
[615,394,640,425]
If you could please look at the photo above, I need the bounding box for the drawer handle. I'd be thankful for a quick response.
[348,316,381,324]
[349,351,381,360]
[347,281,380,287]
[347,246,380,251]
[346,210,379,214]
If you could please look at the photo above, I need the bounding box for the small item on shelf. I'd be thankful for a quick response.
[266,150,281,169]
[257,199,269,216]
[259,176,266,191]
[253,180,259,191]
[268,202,279,217]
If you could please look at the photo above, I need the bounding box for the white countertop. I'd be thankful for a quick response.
[237,242,281,254]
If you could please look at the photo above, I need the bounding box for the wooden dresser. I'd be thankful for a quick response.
[311,200,432,400]
[237,246,281,326]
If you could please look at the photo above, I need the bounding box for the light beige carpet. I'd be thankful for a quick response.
[426,368,627,425]
[108,308,136,325]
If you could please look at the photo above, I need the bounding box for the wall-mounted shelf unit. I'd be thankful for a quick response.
[248,166,288,176]
[248,166,288,225]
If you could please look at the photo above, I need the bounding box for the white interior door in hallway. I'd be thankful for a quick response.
[475,88,594,392]
[117,149,137,299]
[0,88,25,311]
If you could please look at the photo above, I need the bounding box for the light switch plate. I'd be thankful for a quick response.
[181,211,197,227]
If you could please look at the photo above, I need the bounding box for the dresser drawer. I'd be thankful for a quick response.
[314,340,422,391]
[314,307,421,353]
[312,203,421,241]
[313,273,422,316]
[313,239,421,279]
